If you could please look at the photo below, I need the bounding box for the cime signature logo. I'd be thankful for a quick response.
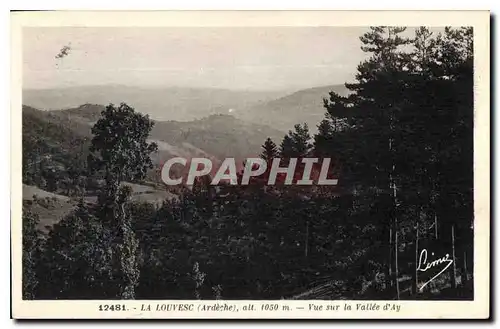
[417,249,454,291]
[160,157,338,186]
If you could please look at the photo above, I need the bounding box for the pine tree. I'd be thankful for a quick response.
[291,123,312,157]
[323,26,412,297]
[280,124,312,158]
[314,119,333,157]
[317,26,474,298]
[279,134,295,158]
[260,137,278,162]
[412,27,435,74]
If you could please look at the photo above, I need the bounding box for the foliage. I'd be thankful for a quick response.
[36,200,115,299]
[260,137,278,162]
[22,27,474,300]
[22,208,42,299]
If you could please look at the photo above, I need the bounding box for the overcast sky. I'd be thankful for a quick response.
[22,27,438,91]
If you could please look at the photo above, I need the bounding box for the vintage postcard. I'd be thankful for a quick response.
[11,10,490,319]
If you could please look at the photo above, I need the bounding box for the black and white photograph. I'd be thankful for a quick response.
[11,10,490,319]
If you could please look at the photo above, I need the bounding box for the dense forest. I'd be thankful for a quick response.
[22,26,474,300]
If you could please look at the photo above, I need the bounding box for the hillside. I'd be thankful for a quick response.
[234,84,351,132]
[23,105,285,184]
[151,114,285,160]
[23,104,91,143]
[22,105,90,178]
[51,103,105,125]
[23,85,287,122]
[44,104,285,160]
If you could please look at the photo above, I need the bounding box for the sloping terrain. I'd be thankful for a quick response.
[151,114,285,160]
[23,182,177,232]
[22,104,282,229]
[22,105,91,178]
[23,184,76,232]
[234,84,351,132]
[30,104,285,161]
[23,85,287,121]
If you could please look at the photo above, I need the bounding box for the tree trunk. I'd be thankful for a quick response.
[451,225,457,288]
[389,227,393,287]
[463,250,469,284]
[414,221,419,295]
[305,220,309,258]
[395,231,400,300]
[434,214,438,240]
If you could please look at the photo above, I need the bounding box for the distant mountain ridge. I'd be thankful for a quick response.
[23,85,287,122]
[23,84,351,132]
[233,84,351,132]
[22,83,350,163]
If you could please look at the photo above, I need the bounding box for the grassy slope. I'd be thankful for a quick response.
[23,182,177,232]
